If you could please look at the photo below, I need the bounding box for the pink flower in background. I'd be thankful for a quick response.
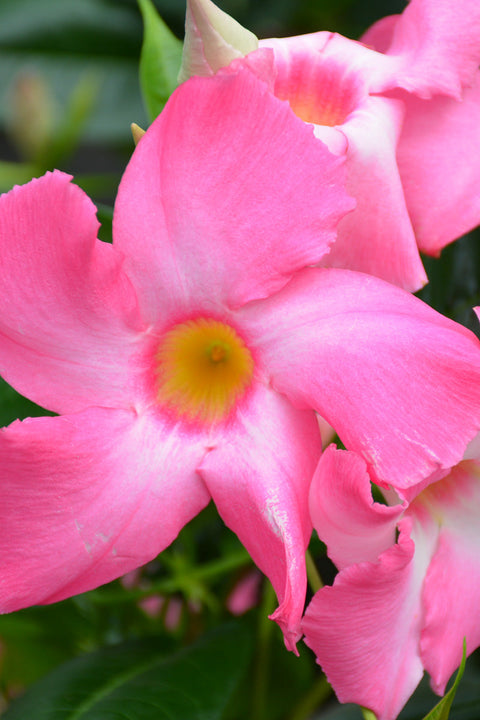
[2,63,480,653]
[227,570,262,616]
[181,0,480,291]
[302,441,480,720]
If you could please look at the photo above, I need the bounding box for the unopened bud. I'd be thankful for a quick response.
[179,0,258,83]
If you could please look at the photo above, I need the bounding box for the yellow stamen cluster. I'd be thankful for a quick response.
[156,318,254,423]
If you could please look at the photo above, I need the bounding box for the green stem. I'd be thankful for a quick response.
[306,548,323,594]
[288,675,333,720]
[252,581,276,720]
[89,548,252,604]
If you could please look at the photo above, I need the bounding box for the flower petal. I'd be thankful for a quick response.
[0,171,143,414]
[309,446,403,570]
[260,32,343,129]
[361,0,480,99]
[359,14,397,54]
[397,73,480,255]
[322,94,427,291]
[199,383,321,651]
[113,67,352,321]
[260,31,331,60]
[260,33,427,290]
[417,460,480,694]
[242,268,480,489]
[302,519,431,720]
[0,407,210,611]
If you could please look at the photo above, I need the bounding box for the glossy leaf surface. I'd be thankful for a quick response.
[3,620,253,720]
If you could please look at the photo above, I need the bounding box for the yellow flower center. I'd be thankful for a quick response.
[289,96,349,128]
[273,57,363,128]
[156,318,254,423]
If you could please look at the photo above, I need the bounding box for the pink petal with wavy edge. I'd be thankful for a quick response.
[260,31,331,60]
[262,32,384,95]
[260,36,352,157]
[323,94,427,291]
[397,73,480,255]
[223,48,277,90]
[396,465,452,506]
[199,383,321,651]
[241,268,480,489]
[0,172,144,414]
[309,445,403,570]
[260,33,426,290]
[361,0,480,99]
[302,518,434,720]
[304,31,397,97]
[359,14,397,54]
[0,407,210,612]
[113,68,352,322]
[261,33,352,129]
[416,460,480,694]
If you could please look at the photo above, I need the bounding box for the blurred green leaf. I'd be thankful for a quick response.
[0,602,93,689]
[0,0,140,55]
[35,73,100,169]
[138,0,183,122]
[418,230,480,333]
[96,202,114,243]
[3,619,253,719]
[313,702,363,719]
[1,54,145,144]
[398,649,480,720]
[0,160,36,191]
[0,0,147,143]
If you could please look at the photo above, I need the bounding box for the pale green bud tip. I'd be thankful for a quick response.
[179,0,258,83]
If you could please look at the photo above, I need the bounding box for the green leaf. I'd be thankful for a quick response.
[0,601,93,688]
[3,619,253,720]
[138,0,183,122]
[420,641,467,720]
[0,376,54,426]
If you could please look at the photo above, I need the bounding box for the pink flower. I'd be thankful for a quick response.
[181,0,480,291]
[2,66,480,651]
[226,569,262,616]
[0,67,349,651]
[302,442,480,719]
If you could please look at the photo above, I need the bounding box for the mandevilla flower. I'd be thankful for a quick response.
[0,67,350,650]
[302,440,480,720]
[180,0,480,291]
[2,65,480,651]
